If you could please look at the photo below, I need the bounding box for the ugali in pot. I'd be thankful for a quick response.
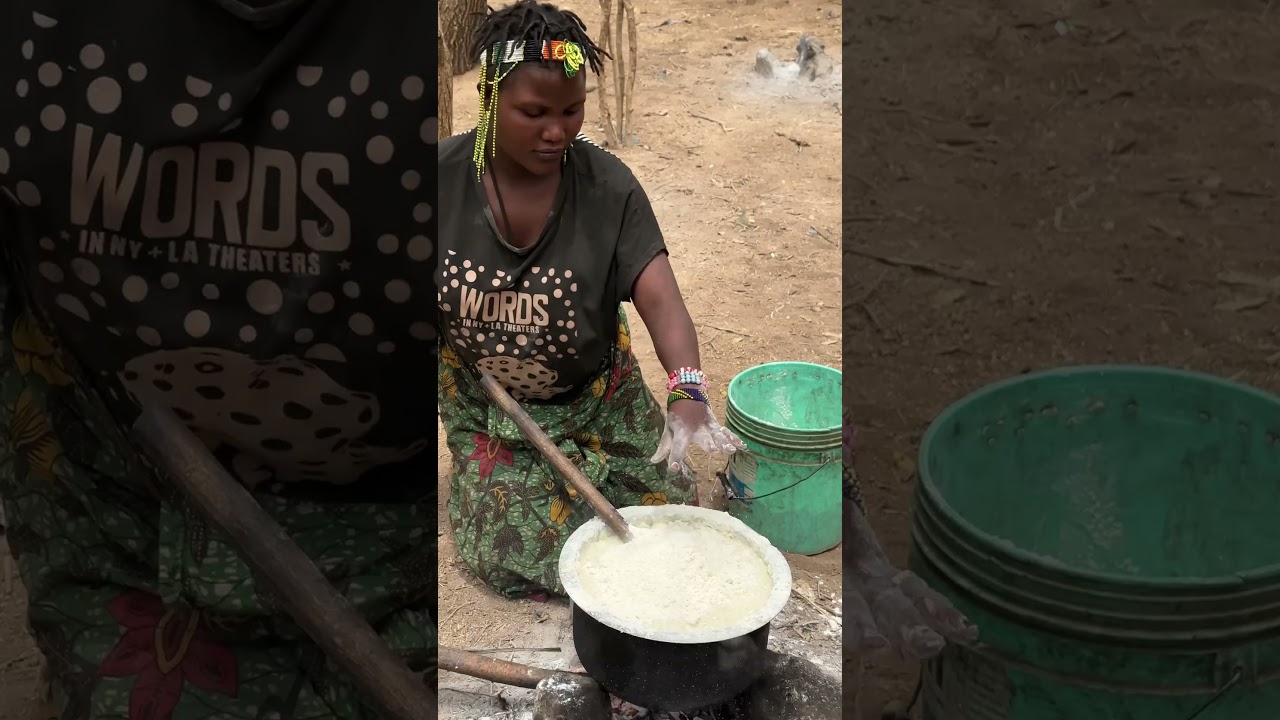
[558,505,793,712]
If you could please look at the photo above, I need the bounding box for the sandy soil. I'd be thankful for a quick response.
[438,0,843,717]
[847,0,1280,716]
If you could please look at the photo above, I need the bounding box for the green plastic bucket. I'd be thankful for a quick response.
[910,365,1280,719]
[723,361,841,555]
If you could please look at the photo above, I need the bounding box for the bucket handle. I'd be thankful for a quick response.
[1183,666,1243,720]
[716,451,834,505]
[730,448,836,468]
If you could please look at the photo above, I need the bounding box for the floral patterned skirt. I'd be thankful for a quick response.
[438,308,696,597]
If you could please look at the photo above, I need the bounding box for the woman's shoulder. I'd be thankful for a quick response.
[439,129,477,169]
[571,133,642,192]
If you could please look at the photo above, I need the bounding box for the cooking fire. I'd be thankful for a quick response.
[523,647,840,720]
[602,672,804,719]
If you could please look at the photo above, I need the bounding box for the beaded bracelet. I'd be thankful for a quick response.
[666,367,706,392]
[667,386,709,407]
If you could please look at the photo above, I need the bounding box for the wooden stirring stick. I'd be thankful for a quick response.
[478,373,633,540]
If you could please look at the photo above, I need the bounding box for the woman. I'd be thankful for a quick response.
[0,2,434,717]
[437,0,745,598]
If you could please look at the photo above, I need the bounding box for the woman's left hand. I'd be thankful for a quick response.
[845,495,978,660]
[650,399,747,472]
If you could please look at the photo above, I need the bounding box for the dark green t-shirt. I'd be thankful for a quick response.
[437,130,665,401]
[0,0,437,501]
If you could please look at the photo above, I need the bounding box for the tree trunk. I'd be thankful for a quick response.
[441,0,487,76]
[438,18,453,139]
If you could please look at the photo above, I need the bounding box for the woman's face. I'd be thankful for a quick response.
[490,63,588,177]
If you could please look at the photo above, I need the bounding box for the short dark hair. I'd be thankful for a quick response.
[472,0,609,75]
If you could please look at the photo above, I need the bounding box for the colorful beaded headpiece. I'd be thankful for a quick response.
[472,39,587,180]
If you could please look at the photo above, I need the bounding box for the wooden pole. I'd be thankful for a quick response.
[441,0,487,75]
[438,16,453,139]
[438,646,561,689]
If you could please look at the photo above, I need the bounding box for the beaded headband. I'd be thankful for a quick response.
[478,39,586,77]
[472,39,587,179]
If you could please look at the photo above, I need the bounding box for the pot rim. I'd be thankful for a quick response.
[558,504,793,645]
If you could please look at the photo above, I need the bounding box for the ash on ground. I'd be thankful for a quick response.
[437,588,841,720]
[735,34,841,104]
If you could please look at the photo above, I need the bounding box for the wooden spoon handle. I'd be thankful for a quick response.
[478,373,632,540]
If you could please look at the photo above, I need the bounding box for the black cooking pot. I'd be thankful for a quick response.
[571,600,771,711]
[558,505,793,714]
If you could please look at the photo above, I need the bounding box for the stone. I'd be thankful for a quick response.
[532,673,611,720]
[754,49,778,78]
[744,650,842,720]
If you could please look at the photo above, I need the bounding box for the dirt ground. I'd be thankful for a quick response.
[847,0,1280,717]
[438,0,843,717]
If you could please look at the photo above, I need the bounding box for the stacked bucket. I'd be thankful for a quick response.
[912,366,1280,719]
[723,361,843,555]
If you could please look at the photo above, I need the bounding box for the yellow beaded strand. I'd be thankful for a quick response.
[472,43,520,181]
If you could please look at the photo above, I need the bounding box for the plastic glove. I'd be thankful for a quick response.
[650,399,746,472]
[844,494,979,660]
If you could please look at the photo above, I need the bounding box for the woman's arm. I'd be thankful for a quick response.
[633,252,730,469]
[630,253,700,376]
[631,252,745,469]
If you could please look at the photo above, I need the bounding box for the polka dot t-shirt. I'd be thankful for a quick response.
[437,130,667,401]
[0,0,437,501]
